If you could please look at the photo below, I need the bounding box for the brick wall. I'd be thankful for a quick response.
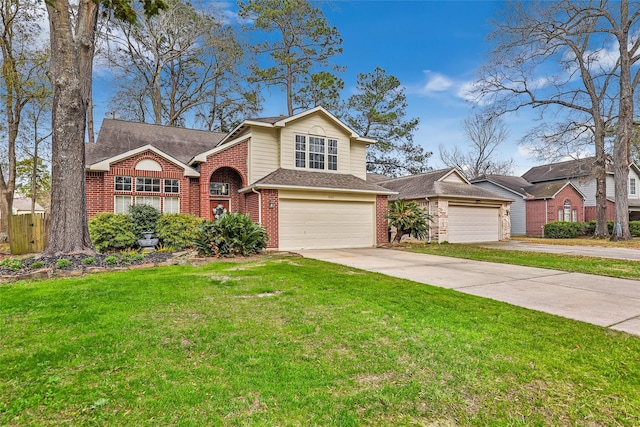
[86,151,191,218]
[199,140,249,220]
[376,195,389,244]
[585,200,616,221]
[188,178,200,215]
[526,186,585,235]
[261,189,279,249]
[246,191,259,223]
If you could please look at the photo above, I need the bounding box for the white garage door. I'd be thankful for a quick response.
[279,199,375,250]
[448,205,499,243]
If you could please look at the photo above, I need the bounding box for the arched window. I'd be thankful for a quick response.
[135,159,162,171]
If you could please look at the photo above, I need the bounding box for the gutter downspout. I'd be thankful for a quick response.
[252,188,262,224]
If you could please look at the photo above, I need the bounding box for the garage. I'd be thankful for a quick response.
[448,205,500,243]
[278,198,375,250]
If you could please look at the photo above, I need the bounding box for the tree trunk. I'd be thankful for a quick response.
[593,125,609,238]
[44,0,95,255]
[612,0,632,241]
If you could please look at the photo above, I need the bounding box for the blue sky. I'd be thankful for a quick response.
[93,0,541,175]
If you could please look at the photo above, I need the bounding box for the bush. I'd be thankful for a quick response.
[156,214,203,250]
[385,199,431,243]
[104,254,119,266]
[629,221,640,237]
[195,213,268,257]
[82,257,95,266]
[56,258,71,269]
[89,213,137,253]
[129,203,161,238]
[0,257,23,271]
[30,260,44,270]
[544,221,588,238]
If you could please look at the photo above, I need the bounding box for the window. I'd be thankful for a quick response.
[210,182,229,196]
[115,176,132,192]
[295,135,306,168]
[115,195,132,214]
[163,197,180,214]
[309,136,325,169]
[295,134,338,171]
[564,200,571,222]
[572,209,578,222]
[328,139,338,171]
[136,196,160,211]
[136,177,160,192]
[630,177,637,196]
[164,179,179,193]
[558,209,563,221]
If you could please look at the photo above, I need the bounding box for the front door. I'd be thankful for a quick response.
[210,200,230,219]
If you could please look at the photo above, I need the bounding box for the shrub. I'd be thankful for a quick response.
[104,254,119,266]
[544,221,587,238]
[82,257,95,266]
[89,213,137,253]
[156,214,203,250]
[129,203,161,238]
[56,258,72,269]
[195,213,268,257]
[30,260,44,270]
[385,199,432,243]
[629,221,640,237]
[0,258,23,271]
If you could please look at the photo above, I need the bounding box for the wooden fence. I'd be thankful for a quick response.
[8,213,49,255]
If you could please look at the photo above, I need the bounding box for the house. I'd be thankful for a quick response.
[472,157,640,236]
[85,107,396,251]
[471,175,585,236]
[374,168,512,243]
[11,197,45,215]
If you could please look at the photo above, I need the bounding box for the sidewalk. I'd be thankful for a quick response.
[297,248,640,336]
[478,240,640,261]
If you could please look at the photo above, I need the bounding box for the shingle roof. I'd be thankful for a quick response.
[471,175,532,197]
[246,168,394,194]
[521,157,610,183]
[86,120,226,165]
[523,182,574,199]
[378,168,512,201]
[245,115,290,124]
[366,173,391,183]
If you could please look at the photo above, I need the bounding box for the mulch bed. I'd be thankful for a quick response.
[0,251,176,280]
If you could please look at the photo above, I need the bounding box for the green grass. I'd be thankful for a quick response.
[407,243,640,280]
[1,257,639,425]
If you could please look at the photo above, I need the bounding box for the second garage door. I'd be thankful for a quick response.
[279,198,375,250]
[448,205,499,243]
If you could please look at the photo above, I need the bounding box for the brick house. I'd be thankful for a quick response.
[85,107,395,250]
[471,157,640,236]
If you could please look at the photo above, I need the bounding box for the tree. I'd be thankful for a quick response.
[344,67,431,177]
[105,0,258,128]
[475,0,621,238]
[15,157,51,210]
[385,199,431,244]
[440,113,513,179]
[238,0,343,116]
[292,71,344,114]
[45,0,165,255]
[0,0,49,233]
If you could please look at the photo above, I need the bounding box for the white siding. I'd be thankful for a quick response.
[571,178,597,206]
[249,127,280,183]
[628,168,640,199]
[279,113,352,174]
[349,142,367,180]
[474,182,526,235]
[606,175,616,199]
[442,171,466,183]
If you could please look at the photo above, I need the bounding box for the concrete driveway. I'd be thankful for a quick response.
[297,248,640,337]
[479,240,640,261]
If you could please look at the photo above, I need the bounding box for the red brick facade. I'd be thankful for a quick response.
[376,195,389,244]
[260,189,279,249]
[584,200,616,221]
[526,185,585,236]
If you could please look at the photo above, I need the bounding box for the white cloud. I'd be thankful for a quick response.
[422,71,454,93]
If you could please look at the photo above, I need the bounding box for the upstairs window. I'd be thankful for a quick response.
[164,179,179,193]
[115,176,132,192]
[136,177,160,192]
[630,177,637,196]
[295,134,338,171]
[295,135,306,168]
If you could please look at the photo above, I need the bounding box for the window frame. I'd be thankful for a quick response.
[295,135,306,168]
[630,177,637,196]
[114,195,132,214]
[210,182,230,196]
[163,196,180,214]
[136,177,161,193]
[164,178,180,194]
[295,134,338,171]
[115,176,132,192]
[563,200,572,222]
[135,195,161,211]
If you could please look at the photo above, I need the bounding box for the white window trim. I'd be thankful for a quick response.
[136,177,161,193]
[115,176,132,192]
[114,195,132,214]
[164,178,180,194]
[630,177,637,196]
[295,134,338,171]
[163,197,180,214]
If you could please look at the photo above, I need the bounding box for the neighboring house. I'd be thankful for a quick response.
[375,168,512,243]
[85,107,395,251]
[472,156,640,236]
[11,197,45,215]
[472,175,585,236]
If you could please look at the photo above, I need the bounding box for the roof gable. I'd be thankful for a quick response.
[521,157,605,183]
[471,175,531,197]
[87,144,200,177]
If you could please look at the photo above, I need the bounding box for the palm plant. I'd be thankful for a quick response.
[385,199,432,243]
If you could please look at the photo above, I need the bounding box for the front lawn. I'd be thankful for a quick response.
[1,258,639,425]
[408,243,640,280]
